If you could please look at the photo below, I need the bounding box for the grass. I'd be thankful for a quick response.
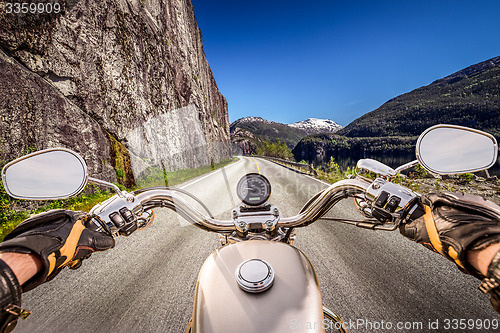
[0,183,117,241]
[136,158,237,188]
[0,158,237,241]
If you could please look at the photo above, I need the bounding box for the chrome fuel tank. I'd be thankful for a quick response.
[189,240,325,333]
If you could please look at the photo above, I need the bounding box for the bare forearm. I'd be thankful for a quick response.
[0,252,43,285]
[467,242,500,276]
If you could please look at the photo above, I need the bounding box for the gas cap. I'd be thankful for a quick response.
[236,259,274,293]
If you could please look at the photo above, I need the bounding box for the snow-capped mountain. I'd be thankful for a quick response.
[230,116,343,155]
[289,118,343,135]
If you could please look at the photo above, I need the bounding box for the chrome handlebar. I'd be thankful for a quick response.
[91,176,417,237]
[278,178,370,228]
[135,190,235,232]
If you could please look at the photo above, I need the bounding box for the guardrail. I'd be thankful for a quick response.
[252,156,318,176]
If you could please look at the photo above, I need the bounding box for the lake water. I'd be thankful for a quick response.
[319,152,500,177]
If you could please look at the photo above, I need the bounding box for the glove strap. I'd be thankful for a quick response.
[0,259,29,333]
[479,249,500,294]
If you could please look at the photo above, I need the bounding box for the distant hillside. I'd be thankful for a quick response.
[294,56,500,166]
[293,134,416,165]
[230,116,342,155]
[230,117,307,148]
[338,56,500,139]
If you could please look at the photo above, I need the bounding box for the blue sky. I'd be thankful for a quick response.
[191,0,500,126]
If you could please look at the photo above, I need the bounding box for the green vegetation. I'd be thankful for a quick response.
[0,158,237,241]
[293,133,416,161]
[0,182,114,241]
[410,165,428,178]
[255,139,293,160]
[136,158,237,188]
[282,156,354,184]
[313,157,354,183]
[0,179,30,241]
[107,133,135,188]
[115,168,125,180]
[460,173,475,182]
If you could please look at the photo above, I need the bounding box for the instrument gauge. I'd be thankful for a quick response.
[236,173,271,206]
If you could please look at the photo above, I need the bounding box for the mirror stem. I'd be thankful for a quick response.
[394,160,419,174]
[88,177,126,198]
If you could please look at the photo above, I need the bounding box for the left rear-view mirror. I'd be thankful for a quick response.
[1,148,88,200]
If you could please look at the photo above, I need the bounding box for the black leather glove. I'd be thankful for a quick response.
[400,192,500,313]
[0,259,23,333]
[400,192,500,278]
[0,209,115,291]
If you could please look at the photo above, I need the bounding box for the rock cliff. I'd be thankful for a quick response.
[0,0,230,187]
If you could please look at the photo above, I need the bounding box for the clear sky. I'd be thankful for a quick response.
[191,0,500,126]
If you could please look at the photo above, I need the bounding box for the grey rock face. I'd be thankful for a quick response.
[0,49,116,182]
[0,0,230,184]
[126,104,228,176]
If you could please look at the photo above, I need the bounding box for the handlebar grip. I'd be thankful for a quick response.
[85,216,112,235]
[406,202,425,223]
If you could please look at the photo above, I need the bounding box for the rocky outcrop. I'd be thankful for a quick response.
[0,0,230,186]
[230,127,264,155]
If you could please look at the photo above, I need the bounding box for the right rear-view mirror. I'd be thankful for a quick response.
[416,124,498,175]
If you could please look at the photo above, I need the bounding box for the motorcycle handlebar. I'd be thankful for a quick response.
[125,178,371,234]
[277,178,370,228]
[134,189,235,232]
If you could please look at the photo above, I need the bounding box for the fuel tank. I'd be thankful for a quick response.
[189,240,325,333]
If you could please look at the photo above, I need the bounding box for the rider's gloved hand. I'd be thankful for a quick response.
[0,209,115,291]
[400,192,500,278]
[400,192,500,313]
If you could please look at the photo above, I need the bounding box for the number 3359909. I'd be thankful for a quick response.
[5,2,61,14]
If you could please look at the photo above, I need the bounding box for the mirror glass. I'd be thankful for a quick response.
[416,125,498,174]
[2,149,88,200]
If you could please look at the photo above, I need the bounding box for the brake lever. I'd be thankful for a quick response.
[319,217,400,231]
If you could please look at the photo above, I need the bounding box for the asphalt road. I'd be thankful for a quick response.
[16,157,499,333]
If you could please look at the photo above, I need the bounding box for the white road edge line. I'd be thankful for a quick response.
[179,157,244,189]
[301,173,331,187]
[253,157,331,187]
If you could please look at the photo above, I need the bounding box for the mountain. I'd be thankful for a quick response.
[230,117,306,155]
[231,117,307,146]
[230,117,342,155]
[289,118,343,135]
[292,133,417,166]
[294,56,500,165]
[0,0,230,187]
[338,56,500,138]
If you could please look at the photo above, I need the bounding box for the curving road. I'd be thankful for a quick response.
[17,157,499,332]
